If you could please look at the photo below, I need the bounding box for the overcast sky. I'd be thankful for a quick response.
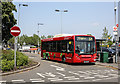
[12,1,118,39]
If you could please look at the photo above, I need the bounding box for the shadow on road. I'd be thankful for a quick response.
[41,59,96,66]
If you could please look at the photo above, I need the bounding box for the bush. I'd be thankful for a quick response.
[1,50,28,72]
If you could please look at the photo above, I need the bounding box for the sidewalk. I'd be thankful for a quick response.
[96,61,119,70]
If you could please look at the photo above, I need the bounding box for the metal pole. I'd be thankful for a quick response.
[114,1,117,63]
[18,4,21,26]
[14,37,17,69]
[61,11,62,34]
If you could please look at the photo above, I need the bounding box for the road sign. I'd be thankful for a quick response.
[113,26,118,31]
[10,26,21,37]
[116,24,119,27]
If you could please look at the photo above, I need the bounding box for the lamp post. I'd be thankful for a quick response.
[55,9,68,34]
[114,1,118,63]
[18,4,28,48]
[37,23,43,48]
[18,4,28,26]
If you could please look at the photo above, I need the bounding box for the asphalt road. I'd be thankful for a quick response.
[1,52,119,84]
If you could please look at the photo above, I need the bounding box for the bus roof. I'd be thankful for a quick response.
[41,35,95,42]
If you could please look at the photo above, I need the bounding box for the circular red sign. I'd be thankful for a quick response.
[116,24,119,27]
[10,26,21,36]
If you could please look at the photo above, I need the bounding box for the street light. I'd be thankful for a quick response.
[37,23,43,48]
[55,9,68,34]
[18,3,28,49]
[18,4,28,26]
[114,1,118,63]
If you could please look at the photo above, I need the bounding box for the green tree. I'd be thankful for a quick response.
[2,1,17,43]
[102,27,113,47]
[41,35,46,39]
[47,35,54,38]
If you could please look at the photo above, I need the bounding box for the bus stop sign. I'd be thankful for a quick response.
[10,26,21,37]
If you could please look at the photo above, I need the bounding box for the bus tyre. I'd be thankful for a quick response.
[62,56,66,62]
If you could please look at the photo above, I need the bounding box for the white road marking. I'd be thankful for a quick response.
[12,79,25,82]
[30,79,45,82]
[48,77,63,81]
[45,72,56,77]
[92,79,102,81]
[0,81,6,83]
[62,80,83,82]
[37,73,45,78]
[84,77,95,79]
[69,71,80,76]
[92,73,98,74]
[109,74,118,76]
[78,71,87,74]
[64,76,75,78]
[94,75,109,78]
[50,65,65,71]
[64,76,79,80]
[30,79,42,80]
[68,78,79,80]
[57,72,65,76]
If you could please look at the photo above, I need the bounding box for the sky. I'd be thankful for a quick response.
[12,1,118,39]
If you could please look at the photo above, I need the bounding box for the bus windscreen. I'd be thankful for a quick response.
[75,36,96,54]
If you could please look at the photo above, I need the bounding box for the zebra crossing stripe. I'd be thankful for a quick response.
[0,81,6,83]
[57,72,65,76]
[37,73,45,78]
[48,77,63,81]
[12,79,25,82]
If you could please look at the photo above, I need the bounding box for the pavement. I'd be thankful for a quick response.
[96,62,119,70]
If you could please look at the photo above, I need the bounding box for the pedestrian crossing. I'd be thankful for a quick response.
[1,69,118,83]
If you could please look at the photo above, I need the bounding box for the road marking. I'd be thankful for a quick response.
[78,71,87,74]
[108,74,118,77]
[69,71,80,76]
[64,76,79,80]
[92,79,102,81]
[0,81,6,83]
[12,79,25,82]
[68,78,79,80]
[30,79,45,82]
[64,76,75,78]
[57,72,65,76]
[37,73,45,78]
[50,65,65,71]
[48,77,63,81]
[84,77,95,79]
[94,75,109,78]
[62,80,83,82]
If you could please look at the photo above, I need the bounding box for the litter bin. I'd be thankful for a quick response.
[100,52,109,63]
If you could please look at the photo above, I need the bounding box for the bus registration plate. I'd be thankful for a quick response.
[84,61,89,63]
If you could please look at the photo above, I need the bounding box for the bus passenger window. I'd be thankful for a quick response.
[67,41,73,52]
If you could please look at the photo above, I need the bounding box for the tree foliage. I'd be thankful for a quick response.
[8,34,54,47]
[2,1,17,43]
[102,27,113,47]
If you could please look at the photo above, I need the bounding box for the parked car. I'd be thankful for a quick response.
[97,47,116,56]
[111,47,120,56]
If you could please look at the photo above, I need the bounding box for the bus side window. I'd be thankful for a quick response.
[67,41,73,52]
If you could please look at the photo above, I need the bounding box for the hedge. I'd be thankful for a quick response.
[1,50,28,72]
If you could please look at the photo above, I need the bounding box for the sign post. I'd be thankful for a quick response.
[10,26,21,69]
[113,25,118,63]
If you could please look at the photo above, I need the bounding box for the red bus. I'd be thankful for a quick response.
[41,35,97,63]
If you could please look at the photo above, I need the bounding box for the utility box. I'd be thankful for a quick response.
[100,52,109,63]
